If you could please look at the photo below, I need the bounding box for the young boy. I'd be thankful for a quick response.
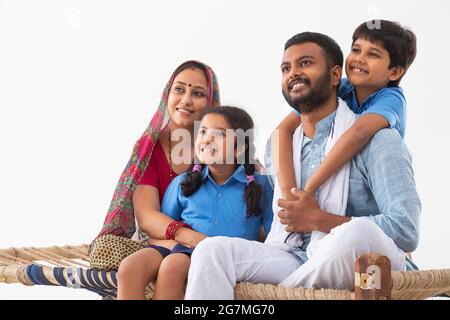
[274,20,417,200]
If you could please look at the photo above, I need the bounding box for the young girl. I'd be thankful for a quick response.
[92,60,220,244]
[274,20,416,200]
[117,106,273,300]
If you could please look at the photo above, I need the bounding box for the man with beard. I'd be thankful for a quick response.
[184,32,421,299]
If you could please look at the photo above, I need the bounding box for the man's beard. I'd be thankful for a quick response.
[282,71,332,114]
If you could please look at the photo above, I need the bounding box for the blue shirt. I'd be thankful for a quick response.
[292,78,407,138]
[338,78,406,138]
[265,111,421,270]
[161,165,274,241]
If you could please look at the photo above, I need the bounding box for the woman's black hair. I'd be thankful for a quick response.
[180,106,262,216]
[172,60,208,80]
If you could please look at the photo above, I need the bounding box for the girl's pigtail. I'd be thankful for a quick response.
[243,141,262,216]
[181,163,205,197]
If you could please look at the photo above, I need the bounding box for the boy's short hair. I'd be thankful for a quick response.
[353,20,417,87]
[285,32,343,70]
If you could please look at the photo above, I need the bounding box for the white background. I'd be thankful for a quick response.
[1,0,449,299]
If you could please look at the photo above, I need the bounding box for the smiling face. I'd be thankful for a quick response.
[345,38,404,90]
[167,68,209,129]
[195,113,235,165]
[281,43,335,113]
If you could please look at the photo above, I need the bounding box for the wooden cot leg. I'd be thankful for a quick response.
[354,253,392,300]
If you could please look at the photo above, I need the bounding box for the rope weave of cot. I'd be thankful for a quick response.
[1,240,450,300]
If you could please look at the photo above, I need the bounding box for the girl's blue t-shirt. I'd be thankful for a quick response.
[161,165,274,241]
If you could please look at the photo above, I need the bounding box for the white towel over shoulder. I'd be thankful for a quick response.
[265,98,356,255]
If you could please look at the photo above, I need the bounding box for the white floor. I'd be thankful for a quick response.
[0,283,100,300]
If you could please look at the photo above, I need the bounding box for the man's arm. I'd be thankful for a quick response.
[277,129,421,253]
[357,129,421,253]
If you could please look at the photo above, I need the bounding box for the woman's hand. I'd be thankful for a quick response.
[133,185,209,247]
[133,185,178,239]
[175,228,208,248]
[190,231,208,247]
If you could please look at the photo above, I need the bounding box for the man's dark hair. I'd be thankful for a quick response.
[285,32,344,69]
[352,20,417,87]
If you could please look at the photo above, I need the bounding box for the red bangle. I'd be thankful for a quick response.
[165,221,192,240]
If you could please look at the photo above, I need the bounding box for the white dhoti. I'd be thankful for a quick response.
[185,218,405,300]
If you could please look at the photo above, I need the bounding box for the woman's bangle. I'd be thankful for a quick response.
[165,220,192,240]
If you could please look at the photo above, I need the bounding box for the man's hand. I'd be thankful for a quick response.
[277,187,323,233]
[278,187,351,233]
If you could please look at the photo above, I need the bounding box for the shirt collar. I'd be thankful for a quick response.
[314,109,337,140]
[349,83,403,110]
[201,164,248,185]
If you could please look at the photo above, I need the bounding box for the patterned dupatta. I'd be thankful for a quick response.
[95,61,220,240]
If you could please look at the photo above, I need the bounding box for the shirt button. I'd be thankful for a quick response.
[311,164,316,169]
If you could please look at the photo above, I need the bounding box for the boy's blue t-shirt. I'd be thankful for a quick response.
[338,78,406,138]
[161,165,274,241]
[292,78,407,138]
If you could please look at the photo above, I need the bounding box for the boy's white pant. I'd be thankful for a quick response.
[185,218,406,300]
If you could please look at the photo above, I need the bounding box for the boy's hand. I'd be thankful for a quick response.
[277,187,322,233]
[303,181,318,195]
[281,187,298,201]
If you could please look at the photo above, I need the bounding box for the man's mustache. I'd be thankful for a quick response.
[288,76,311,90]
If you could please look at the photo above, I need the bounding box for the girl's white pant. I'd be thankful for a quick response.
[185,218,406,300]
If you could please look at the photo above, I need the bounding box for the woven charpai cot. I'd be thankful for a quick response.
[1,235,449,300]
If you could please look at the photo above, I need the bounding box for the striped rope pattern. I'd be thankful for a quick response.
[23,263,118,298]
